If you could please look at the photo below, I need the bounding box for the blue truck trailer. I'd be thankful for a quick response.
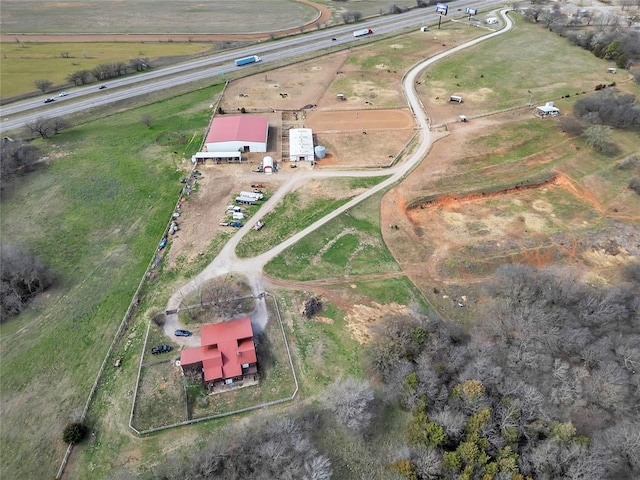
[235,55,261,67]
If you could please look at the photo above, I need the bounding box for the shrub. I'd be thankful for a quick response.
[62,422,88,444]
[628,178,640,196]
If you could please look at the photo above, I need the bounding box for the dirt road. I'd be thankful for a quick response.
[164,10,515,340]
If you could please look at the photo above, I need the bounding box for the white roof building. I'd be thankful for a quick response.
[205,116,269,154]
[289,128,314,162]
[536,105,560,117]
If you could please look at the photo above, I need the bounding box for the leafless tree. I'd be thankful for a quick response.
[323,376,375,434]
[34,79,53,93]
[197,276,241,321]
[129,57,150,72]
[26,117,57,139]
[0,138,41,184]
[431,406,466,440]
[558,116,584,136]
[66,70,91,86]
[25,116,68,139]
[1,243,55,321]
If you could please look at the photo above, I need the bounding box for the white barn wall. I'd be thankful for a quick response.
[206,140,266,153]
[289,128,314,161]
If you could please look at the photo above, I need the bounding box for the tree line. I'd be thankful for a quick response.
[34,58,150,93]
[367,264,640,479]
[518,1,640,72]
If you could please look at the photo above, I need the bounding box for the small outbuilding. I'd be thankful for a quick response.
[262,156,274,174]
[192,151,242,164]
[536,102,560,117]
[289,128,314,162]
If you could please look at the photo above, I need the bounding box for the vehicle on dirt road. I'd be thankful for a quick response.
[151,345,172,355]
[98,85,107,90]
[58,92,69,97]
[174,329,192,337]
[44,98,55,103]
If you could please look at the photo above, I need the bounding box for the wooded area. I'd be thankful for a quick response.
[112,265,639,479]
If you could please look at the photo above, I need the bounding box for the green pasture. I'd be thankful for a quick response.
[329,23,484,107]
[275,292,363,395]
[0,42,216,99]
[236,176,388,258]
[1,0,318,35]
[420,15,635,112]
[264,189,400,280]
[0,85,221,479]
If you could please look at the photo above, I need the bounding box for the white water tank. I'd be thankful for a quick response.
[314,145,326,159]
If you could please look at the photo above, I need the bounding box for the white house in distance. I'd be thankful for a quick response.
[289,128,314,162]
[537,101,560,117]
[206,116,269,154]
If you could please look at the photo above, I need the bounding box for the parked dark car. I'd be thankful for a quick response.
[174,329,192,337]
[230,221,243,228]
[151,345,172,355]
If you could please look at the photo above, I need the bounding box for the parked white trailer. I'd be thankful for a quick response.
[353,28,373,38]
[232,212,245,220]
[240,191,264,200]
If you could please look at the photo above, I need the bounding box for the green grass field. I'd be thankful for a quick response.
[419,15,633,112]
[0,42,217,99]
[264,189,401,280]
[0,85,221,479]
[236,176,388,258]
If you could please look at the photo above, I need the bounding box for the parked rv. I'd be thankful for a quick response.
[239,191,264,200]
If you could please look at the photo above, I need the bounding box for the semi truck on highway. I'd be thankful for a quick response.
[353,28,373,38]
[235,55,261,67]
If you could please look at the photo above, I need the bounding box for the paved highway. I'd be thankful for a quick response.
[1,0,504,132]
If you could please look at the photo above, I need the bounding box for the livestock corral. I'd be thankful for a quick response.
[170,19,640,325]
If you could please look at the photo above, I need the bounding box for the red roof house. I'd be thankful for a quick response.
[205,116,269,153]
[180,317,257,389]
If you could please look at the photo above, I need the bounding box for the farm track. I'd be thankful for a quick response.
[264,271,406,290]
[0,0,331,43]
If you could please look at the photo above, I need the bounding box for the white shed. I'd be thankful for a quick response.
[536,105,560,117]
[289,128,314,162]
[262,156,274,175]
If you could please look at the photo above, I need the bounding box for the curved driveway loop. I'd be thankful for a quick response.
[164,10,515,342]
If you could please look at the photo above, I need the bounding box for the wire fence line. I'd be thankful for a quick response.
[128,292,298,435]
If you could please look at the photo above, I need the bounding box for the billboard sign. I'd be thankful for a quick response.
[435,3,448,15]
